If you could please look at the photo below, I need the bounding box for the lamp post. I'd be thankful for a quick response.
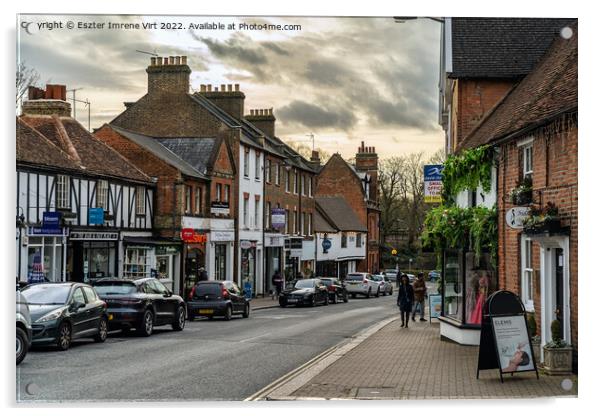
[408,258,413,273]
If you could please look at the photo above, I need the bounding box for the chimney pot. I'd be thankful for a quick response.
[269,108,273,115]
[182,56,187,65]
[150,57,156,66]
[227,84,233,92]
[208,84,212,91]
[169,56,175,65]
[235,84,240,91]
[163,57,169,65]
[214,87,218,92]
[221,84,226,92]
[200,85,206,92]
[175,56,181,65]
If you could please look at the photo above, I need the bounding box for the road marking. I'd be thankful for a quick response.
[238,332,273,343]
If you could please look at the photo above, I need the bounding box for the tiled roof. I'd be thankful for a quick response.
[156,137,218,176]
[459,23,577,150]
[450,18,576,79]
[16,118,81,172]
[105,125,208,179]
[314,208,337,233]
[19,114,152,183]
[316,196,367,232]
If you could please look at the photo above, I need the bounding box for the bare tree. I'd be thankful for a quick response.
[16,62,40,104]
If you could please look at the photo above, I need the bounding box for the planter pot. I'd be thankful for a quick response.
[524,219,562,235]
[531,341,541,365]
[511,190,533,206]
[543,346,573,375]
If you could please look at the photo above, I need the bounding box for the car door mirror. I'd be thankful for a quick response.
[163,290,172,297]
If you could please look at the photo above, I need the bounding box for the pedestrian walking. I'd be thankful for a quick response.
[396,269,402,288]
[199,267,208,281]
[271,270,283,299]
[412,272,428,322]
[397,274,414,328]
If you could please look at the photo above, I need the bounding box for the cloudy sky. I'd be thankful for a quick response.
[17,15,444,159]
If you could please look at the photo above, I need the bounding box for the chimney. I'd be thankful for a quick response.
[245,107,276,137]
[146,55,191,95]
[308,150,321,170]
[355,141,378,201]
[198,83,246,120]
[22,84,71,117]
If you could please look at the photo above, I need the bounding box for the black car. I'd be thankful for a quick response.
[22,282,108,351]
[187,280,250,321]
[93,278,186,336]
[279,279,329,307]
[319,278,349,304]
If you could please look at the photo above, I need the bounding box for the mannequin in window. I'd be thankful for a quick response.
[469,271,490,324]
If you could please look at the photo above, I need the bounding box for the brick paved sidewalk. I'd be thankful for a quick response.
[249,296,279,310]
[287,319,577,400]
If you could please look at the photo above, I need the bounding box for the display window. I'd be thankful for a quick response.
[26,236,64,283]
[123,247,152,278]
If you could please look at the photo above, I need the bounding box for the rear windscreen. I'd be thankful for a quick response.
[346,274,364,281]
[194,284,221,296]
[93,283,137,296]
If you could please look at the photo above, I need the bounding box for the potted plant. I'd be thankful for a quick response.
[527,312,541,364]
[523,202,561,235]
[543,319,573,375]
[510,176,533,205]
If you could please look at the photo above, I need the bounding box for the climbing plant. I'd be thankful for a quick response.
[442,145,494,202]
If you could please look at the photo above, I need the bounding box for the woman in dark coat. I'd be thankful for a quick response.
[397,274,414,328]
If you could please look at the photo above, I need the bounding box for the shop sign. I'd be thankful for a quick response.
[424,164,443,204]
[265,235,284,247]
[28,226,68,237]
[88,207,105,225]
[322,238,332,253]
[271,208,286,229]
[428,294,442,321]
[42,211,62,233]
[505,207,531,229]
[69,231,118,240]
[181,228,207,243]
[155,245,180,255]
[240,240,254,250]
[210,201,230,216]
[286,237,303,257]
[211,231,235,242]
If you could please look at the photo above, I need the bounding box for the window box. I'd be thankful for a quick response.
[524,219,562,235]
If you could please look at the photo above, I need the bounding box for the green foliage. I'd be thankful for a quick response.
[442,145,493,202]
[421,205,497,266]
[551,319,563,342]
[527,312,537,339]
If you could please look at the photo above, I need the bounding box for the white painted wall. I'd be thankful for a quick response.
[455,166,497,209]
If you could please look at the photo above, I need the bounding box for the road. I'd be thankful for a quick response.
[17,292,401,402]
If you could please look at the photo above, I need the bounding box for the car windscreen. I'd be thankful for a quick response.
[194,283,221,296]
[294,280,315,289]
[346,274,364,281]
[385,270,397,274]
[22,284,71,305]
[371,275,383,281]
[93,282,137,296]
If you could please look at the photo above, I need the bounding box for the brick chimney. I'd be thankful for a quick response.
[309,149,321,170]
[355,141,379,202]
[22,84,71,117]
[198,83,245,120]
[146,56,191,95]
[245,108,276,137]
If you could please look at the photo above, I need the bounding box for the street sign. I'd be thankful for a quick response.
[505,207,531,229]
[424,165,443,203]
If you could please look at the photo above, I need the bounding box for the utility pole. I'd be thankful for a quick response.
[305,133,315,150]
[67,88,83,119]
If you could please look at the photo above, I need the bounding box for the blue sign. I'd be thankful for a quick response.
[321,238,332,252]
[89,208,104,225]
[243,281,253,300]
[42,211,61,233]
[429,294,442,321]
[424,165,443,181]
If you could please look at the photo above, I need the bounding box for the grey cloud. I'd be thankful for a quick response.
[277,100,357,130]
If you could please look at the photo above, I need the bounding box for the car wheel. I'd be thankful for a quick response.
[376,288,380,298]
[172,306,186,331]
[366,288,371,298]
[279,300,287,308]
[324,294,329,306]
[224,305,233,321]
[242,303,250,318]
[94,316,108,342]
[352,293,357,298]
[332,293,338,304]
[343,293,349,303]
[16,327,28,365]
[137,310,154,337]
[56,322,72,351]
[389,288,393,296]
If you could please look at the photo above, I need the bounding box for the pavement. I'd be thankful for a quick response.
[254,305,578,400]
[16,292,398,402]
[249,296,280,310]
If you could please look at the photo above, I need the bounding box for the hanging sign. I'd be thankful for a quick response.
[240,240,253,250]
[424,165,443,204]
[210,201,230,216]
[476,290,539,383]
[322,238,332,253]
[505,207,531,229]
[88,208,105,225]
[271,208,286,229]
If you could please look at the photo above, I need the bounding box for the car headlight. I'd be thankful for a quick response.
[35,307,66,323]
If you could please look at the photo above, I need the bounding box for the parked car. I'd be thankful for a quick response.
[187,280,250,320]
[344,273,382,298]
[93,278,186,335]
[16,290,32,365]
[279,279,329,307]
[22,282,108,351]
[319,277,349,303]
[428,270,441,281]
[384,269,398,280]
[370,274,394,296]
[406,274,416,283]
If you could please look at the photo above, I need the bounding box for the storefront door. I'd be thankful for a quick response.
[68,241,117,283]
[215,243,227,281]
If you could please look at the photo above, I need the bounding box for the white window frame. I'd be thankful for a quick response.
[243,197,249,228]
[275,164,280,185]
[216,183,222,202]
[56,174,70,209]
[224,184,230,203]
[243,148,250,178]
[254,197,260,230]
[301,174,306,196]
[285,170,290,193]
[266,201,271,229]
[293,209,298,234]
[522,142,534,178]
[293,170,298,195]
[185,186,192,214]
[194,186,201,215]
[255,152,261,180]
[136,186,146,216]
[96,180,109,210]
[266,159,271,183]
[521,235,535,311]
[308,213,312,235]
[308,177,313,197]
[300,212,305,236]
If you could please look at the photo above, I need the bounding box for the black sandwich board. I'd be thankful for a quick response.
[476,290,539,383]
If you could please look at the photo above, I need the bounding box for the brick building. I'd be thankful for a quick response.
[315,142,380,273]
[94,124,236,297]
[461,24,578,369]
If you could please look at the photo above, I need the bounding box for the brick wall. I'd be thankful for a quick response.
[497,115,578,355]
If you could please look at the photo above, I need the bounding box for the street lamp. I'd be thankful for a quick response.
[408,258,413,272]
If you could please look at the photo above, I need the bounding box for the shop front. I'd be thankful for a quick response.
[240,240,258,296]
[67,231,119,283]
[182,228,207,298]
[19,225,69,283]
[284,237,303,282]
[207,219,235,282]
[301,238,316,277]
[265,233,285,295]
[439,248,496,345]
[154,244,181,293]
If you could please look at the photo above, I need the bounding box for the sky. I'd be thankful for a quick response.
[17,15,444,159]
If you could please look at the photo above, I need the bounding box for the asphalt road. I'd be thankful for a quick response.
[17,292,402,402]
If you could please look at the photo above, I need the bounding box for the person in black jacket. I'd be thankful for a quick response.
[397,274,414,328]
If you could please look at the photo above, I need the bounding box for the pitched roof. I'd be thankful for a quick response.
[459,23,577,150]
[19,114,152,183]
[156,137,218,176]
[313,208,337,233]
[105,125,208,179]
[315,196,367,232]
[450,18,576,79]
[16,118,82,172]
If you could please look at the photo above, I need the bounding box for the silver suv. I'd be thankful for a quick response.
[16,290,32,365]
[344,273,382,298]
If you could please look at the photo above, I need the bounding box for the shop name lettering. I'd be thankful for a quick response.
[494,319,513,326]
[70,232,118,240]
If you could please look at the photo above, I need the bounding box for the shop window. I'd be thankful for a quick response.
[123,247,151,278]
[443,249,462,322]
[156,255,172,281]
[356,233,362,248]
[464,251,494,325]
[195,186,202,215]
[521,236,535,311]
[27,237,63,282]
[56,174,70,209]
[255,153,261,180]
[215,243,227,281]
[185,186,192,214]
[136,186,146,215]
[96,180,109,210]
[341,233,347,248]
